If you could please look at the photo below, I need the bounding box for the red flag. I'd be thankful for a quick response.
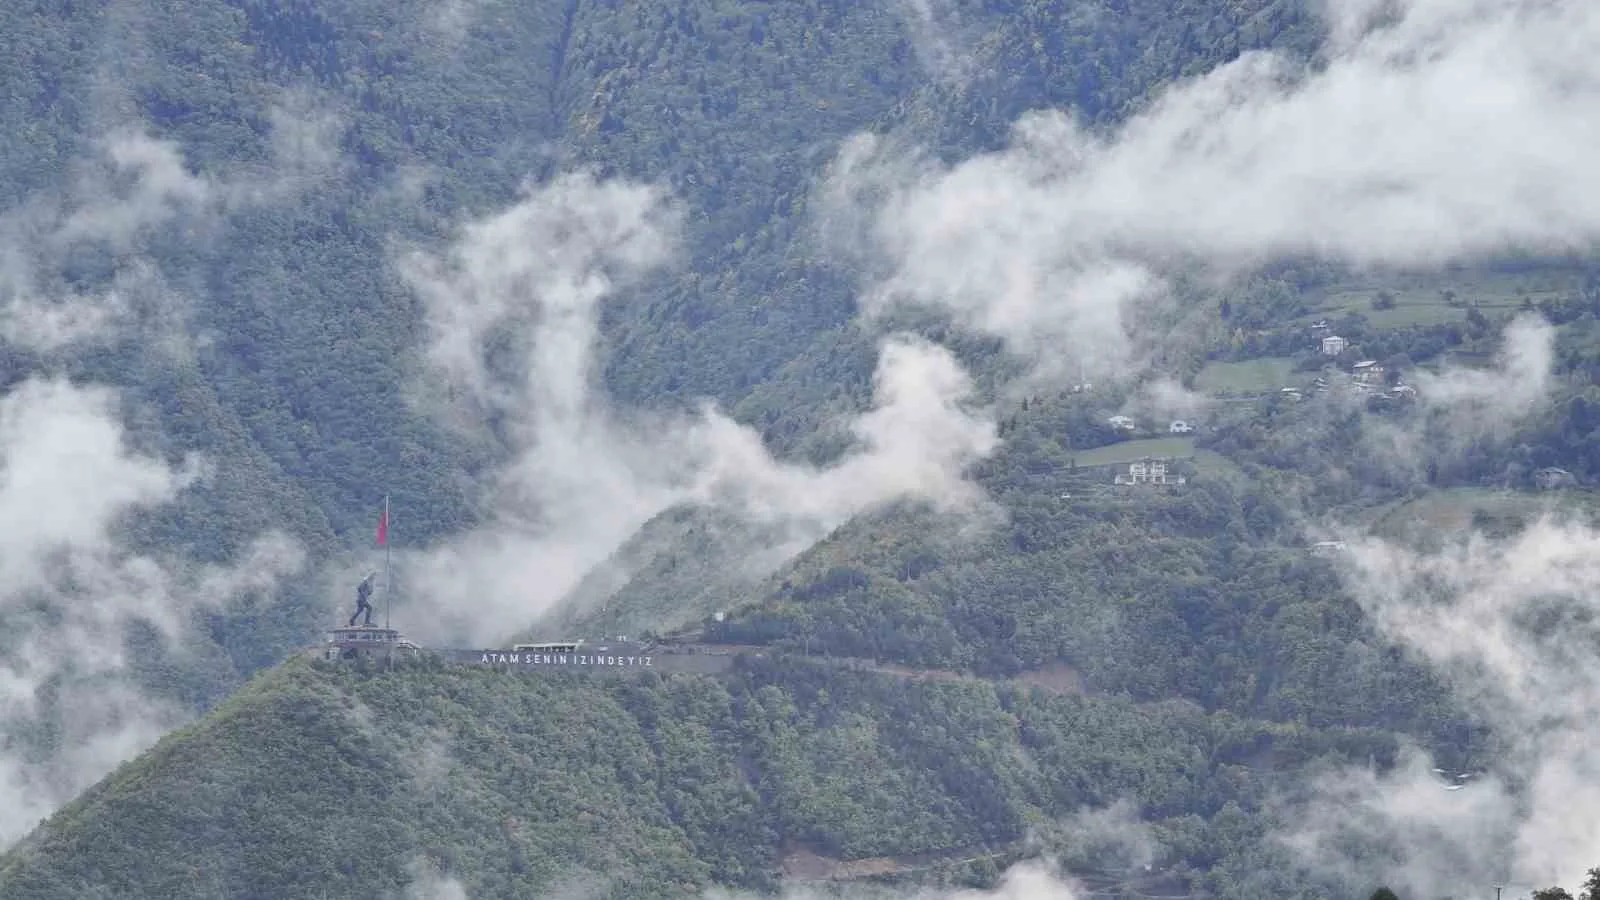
[376,505,389,546]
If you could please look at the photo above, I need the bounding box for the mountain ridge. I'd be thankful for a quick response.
[0,648,1404,900]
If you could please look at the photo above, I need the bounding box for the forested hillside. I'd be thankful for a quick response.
[0,0,1323,658]
[0,656,1399,900]
[6,0,1600,898]
[0,0,1325,823]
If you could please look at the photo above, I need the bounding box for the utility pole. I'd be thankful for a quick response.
[382,494,392,630]
[382,494,394,673]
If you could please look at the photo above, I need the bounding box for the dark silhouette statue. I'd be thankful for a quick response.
[349,572,377,627]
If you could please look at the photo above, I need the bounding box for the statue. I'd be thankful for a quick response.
[349,571,377,627]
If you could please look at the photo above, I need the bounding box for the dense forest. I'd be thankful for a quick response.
[2,0,1600,898]
[0,656,1404,900]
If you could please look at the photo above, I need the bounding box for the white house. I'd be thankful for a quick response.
[1108,415,1136,431]
[1115,458,1187,486]
[1535,467,1576,490]
[1351,360,1385,386]
[1321,335,1348,356]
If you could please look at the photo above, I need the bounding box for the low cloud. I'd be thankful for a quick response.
[258,88,352,198]
[893,0,979,87]
[54,129,218,251]
[58,103,345,252]
[808,6,1600,891]
[1276,314,1600,896]
[398,171,998,646]
[0,378,305,849]
[1348,312,1557,485]
[0,107,334,848]
[1278,512,1600,896]
[0,130,211,357]
[0,108,347,360]
[819,0,1600,383]
[396,856,472,900]
[1037,800,1159,876]
[417,0,491,53]
[1282,745,1521,899]
[1409,313,1554,423]
[679,334,998,530]
[1130,377,1212,426]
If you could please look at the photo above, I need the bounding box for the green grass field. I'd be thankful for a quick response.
[1365,486,1600,542]
[1073,437,1196,467]
[1194,357,1297,394]
[1311,267,1582,328]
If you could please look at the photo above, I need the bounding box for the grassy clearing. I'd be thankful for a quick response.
[1072,437,1196,467]
[1379,487,1530,532]
[1195,357,1296,394]
[1311,267,1582,329]
[1193,448,1245,480]
[1368,486,1600,540]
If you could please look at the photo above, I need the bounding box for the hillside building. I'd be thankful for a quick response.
[321,625,422,663]
[1114,458,1187,486]
[1536,467,1576,490]
[1351,360,1385,387]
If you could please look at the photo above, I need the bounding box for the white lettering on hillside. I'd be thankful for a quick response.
[476,651,654,667]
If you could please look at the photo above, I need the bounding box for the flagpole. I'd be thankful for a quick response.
[383,494,392,630]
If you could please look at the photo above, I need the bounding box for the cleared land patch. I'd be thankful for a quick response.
[1195,357,1295,394]
[1367,486,1600,543]
[1072,437,1196,467]
[1312,267,1581,328]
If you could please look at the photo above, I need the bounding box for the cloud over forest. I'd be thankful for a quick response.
[810,1,1600,893]
[1252,312,1590,895]
[398,171,999,646]
[820,0,1600,382]
[0,379,305,848]
[0,102,346,361]
[13,1,1600,890]
[0,113,332,848]
[1281,512,1600,896]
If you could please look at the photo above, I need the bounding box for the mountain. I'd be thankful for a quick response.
[6,0,1600,898]
[0,0,1325,669]
[0,652,1399,900]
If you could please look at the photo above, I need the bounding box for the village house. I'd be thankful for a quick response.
[1114,457,1187,486]
[1321,335,1348,356]
[1351,360,1385,387]
[1535,467,1576,490]
[1108,415,1136,431]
